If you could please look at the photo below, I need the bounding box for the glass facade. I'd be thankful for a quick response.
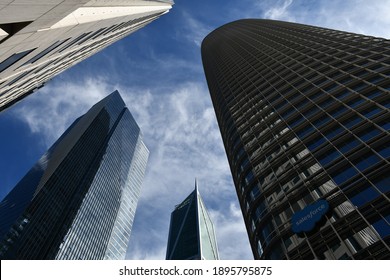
[166,183,219,260]
[0,90,149,259]
[202,19,390,259]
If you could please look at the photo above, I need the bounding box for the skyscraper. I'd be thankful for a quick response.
[166,182,219,260]
[202,19,390,259]
[0,90,149,260]
[0,0,173,111]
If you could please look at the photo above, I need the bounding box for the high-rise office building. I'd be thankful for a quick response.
[0,0,173,111]
[166,182,219,260]
[202,19,390,259]
[0,90,149,259]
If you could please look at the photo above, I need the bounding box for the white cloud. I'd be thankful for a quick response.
[263,0,294,21]
[247,0,390,39]
[309,1,390,38]
[210,203,253,260]
[180,11,213,47]
[13,77,113,146]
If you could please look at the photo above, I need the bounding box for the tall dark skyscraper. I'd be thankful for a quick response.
[202,19,390,259]
[166,182,219,260]
[0,90,149,259]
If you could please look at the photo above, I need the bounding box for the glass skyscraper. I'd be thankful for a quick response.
[166,182,219,260]
[202,19,390,259]
[0,90,149,260]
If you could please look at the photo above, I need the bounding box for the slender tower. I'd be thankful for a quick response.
[0,90,149,259]
[202,19,390,259]
[166,181,219,260]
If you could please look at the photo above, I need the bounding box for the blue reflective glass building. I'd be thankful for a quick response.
[202,19,390,259]
[166,182,219,260]
[0,90,149,259]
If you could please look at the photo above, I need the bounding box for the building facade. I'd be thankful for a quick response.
[202,19,390,259]
[166,182,219,260]
[0,0,173,111]
[0,90,149,259]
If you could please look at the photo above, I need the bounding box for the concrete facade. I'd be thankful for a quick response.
[0,0,172,111]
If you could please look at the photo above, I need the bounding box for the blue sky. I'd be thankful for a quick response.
[1,0,390,259]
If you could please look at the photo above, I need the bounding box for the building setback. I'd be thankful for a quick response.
[202,19,390,259]
[166,182,219,260]
[0,90,149,259]
[0,0,173,111]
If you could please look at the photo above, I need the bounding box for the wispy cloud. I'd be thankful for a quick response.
[13,77,112,146]
[263,0,294,21]
[210,203,252,260]
[309,0,390,38]
[119,81,251,259]
[246,0,390,38]
[180,11,213,47]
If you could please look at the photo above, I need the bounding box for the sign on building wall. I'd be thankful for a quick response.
[291,199,329,233]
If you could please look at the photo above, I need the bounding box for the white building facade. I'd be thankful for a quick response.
[0,0,173,111]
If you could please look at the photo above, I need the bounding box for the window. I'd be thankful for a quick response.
[306,136,326,150]
[22,39,69,65]
[372,175,390,193]
[312,115,331,127]
[0,49,35,72]
[58,33,91,53]
[341,115,364,129]
[329,105,347,118]
[347,97,365,108]
[372,216,390,238]
[378,120,390,130]
[295,98,309,109]
[375,143,390,159]
[303,106,320,118]
[318,98,333,109]
[297,124,315,139]
[364,90,381,99]
[289,115,304,127]
[337,137,360,154]
[331,164,358,185]
[351,82,368,92]
[334,89,351,100]
[324,84,338,92]
[324,125,344,140]
[352,152,381,171]
[368,76,385,84]
[356,126,381,141]
[318,148,341,166]
[281,107,295,119]
[252,200,268,221]
[248,185,261,203]
[379,99,390,109]
[245,170,255,184]
[360,106,382,118]
[308,89,322,100]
